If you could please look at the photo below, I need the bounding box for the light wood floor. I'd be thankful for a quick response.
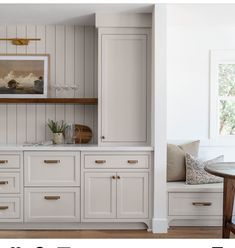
[0,227,234,239]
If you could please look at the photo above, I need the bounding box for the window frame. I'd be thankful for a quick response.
[210,50,235,142]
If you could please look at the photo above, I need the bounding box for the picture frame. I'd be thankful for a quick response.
[0,54,49,98]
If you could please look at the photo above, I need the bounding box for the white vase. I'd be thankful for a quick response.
[52,133,64,144]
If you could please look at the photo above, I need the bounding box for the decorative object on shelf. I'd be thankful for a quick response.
[74,124,92,144]
[65,124,75,144]
[0,38,41,46]
[47,119,68,144]
[0,54,49,98]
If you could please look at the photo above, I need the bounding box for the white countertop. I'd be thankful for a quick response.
[0,143,154,152]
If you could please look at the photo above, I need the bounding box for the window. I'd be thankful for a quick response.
[210,50,235,140]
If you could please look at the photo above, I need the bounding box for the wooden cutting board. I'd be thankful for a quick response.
[74,124,92,144]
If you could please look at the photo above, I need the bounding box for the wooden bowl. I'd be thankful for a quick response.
[74,124,92,144]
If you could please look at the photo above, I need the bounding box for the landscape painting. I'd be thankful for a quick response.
[0,55,48,98]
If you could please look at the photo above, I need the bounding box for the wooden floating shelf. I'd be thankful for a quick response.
[0,98,98,104]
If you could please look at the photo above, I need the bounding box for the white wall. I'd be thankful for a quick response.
[0,25,97,144]
[167,4,235,160]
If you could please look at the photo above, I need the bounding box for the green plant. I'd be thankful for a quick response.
[47,119,68,133]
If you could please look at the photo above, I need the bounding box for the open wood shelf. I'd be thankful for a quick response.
[0,98,98,104]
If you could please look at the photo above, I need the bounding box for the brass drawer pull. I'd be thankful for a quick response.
[44,196,61,200]
[192,202,212,206]
[0,206,8,210]
[127,160,138,164]
[0,160,8,164]
[0,181,8,185]
[44,160,60,164]
[95,160,106,164]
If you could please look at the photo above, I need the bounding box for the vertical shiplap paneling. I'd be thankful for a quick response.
[6,25,17,144]
[55,25,65,121]
[74,26,85,125]
[45,25,56,140]
[65,25,75,126]
[26,25,36,143]
[0,25,96,144]
[36,25,46,142]
[0,25,7,144]
[16,25,27,144]
[84,26,94,143]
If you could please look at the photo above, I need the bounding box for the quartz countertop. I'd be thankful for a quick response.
[0,143,154,152]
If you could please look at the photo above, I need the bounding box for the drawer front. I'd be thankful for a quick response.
[169,192,223,216]
[0,154,20,169]
[24,188,80,222]
[84,153,149,169]
[0,197,21,219]
[0,173,20,194]
[24,152,80,186]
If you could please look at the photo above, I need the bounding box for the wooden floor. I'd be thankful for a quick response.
[0,227,234,239]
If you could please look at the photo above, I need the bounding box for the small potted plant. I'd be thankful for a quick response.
[47,119,68,144]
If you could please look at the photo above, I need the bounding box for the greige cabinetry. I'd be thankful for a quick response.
[81,151,152,227]
[98,28,151,146]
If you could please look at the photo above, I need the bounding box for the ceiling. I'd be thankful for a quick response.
[0,4,153,25]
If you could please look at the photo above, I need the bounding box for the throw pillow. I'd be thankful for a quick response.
[185,153,224,185]
[167,140,200,182]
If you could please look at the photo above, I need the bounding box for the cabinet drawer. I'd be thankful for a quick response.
[84,153,149,169]
[0,197,21,219]
[0,173,20,194]
[169,192,223,216]
[0,154,20,169]
[24,152,80,186]
[24,188,80,222]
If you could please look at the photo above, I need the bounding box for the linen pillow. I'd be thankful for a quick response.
[167,140,200,182]
[185,153,224,185]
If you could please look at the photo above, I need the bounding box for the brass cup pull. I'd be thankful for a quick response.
[0,181,8,185]
[44,196,61,200]
[127,160,138,164]
[112,176,116,179]
[44,160,60,164]
[0,206,9,210]
[192,202,212,206]
[95,160,106,164]
[0,160,8,164]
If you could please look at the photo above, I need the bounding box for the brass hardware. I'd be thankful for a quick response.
[117,175,120,179]
[0,160,8,164]
[44,196,61,200]
[95,160,106,164]
[0,181,8,185]
[112,176,116,179]
[101,136,105,139]
[192,202,212,206]
[0,38,41,46]
[0,206,8,210]
[44,160,60,164]
[127,160,138,164]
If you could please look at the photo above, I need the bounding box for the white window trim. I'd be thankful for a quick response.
[210,50,235,144]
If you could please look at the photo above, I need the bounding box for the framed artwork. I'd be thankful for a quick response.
[0,54,49,98]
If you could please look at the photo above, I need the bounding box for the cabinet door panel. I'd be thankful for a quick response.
[84,172,116,219]
[117,172,148,219]
[101,34,147,143]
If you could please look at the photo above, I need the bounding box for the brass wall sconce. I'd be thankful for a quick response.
[0,38,41,46]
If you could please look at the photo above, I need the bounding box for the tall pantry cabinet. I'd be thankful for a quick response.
[98,28,151,146]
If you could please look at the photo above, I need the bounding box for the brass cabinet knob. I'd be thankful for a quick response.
[117,175,120,179]
[101,136,105,139]
[112,176,116,179]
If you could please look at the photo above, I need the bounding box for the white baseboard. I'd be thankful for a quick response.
[152,218,168,233]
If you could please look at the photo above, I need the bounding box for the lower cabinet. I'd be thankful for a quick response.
[84,172,148,220]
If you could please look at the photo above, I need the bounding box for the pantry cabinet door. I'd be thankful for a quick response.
[117,172,148,219]
[101,34,148,144]
[84,172,116,219]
